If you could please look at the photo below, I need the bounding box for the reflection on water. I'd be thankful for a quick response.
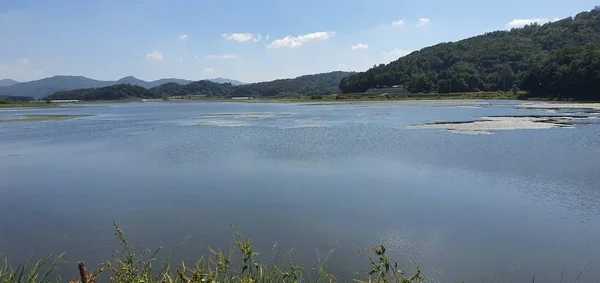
[0,101,599,282]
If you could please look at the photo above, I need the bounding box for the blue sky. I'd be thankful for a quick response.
[0,0,596,83]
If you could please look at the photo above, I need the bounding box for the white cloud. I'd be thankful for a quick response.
[146,51,164,60]
[35,70,45,74]
[179,34,188,40]
[392,19,406,27]
[416,18,430,27]
[267,31,335,49]
[265,34,270,41]
[0,65,8,71]
[222,33,261,42]
[337,63,347,69]
[193,55,200,60]
[382,49,413,61]
[351,43,369,50]
[17,58,29,64]
[507,18,551,28]
[202,68,216,73]
[206,54,238,60]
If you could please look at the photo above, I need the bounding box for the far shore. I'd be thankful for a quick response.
[3,94,600,109]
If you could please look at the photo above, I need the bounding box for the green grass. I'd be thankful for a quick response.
[0,115,91,123]
[0,256,63,283]
[0,223,423,283]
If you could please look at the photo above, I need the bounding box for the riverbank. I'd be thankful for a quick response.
[0,102,58,109]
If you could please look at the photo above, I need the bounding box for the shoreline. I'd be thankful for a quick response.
[3,97,600,110]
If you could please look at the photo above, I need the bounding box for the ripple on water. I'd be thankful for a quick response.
[197,120,249,127]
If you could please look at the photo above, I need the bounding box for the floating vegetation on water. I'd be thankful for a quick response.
[199,113,281,120]
[293,120,329,128]
[195,112,290,127]
[407,116,580,135]
[0,115,91,123]
[273,119,330,129]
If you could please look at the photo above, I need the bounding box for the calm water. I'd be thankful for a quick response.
[1,101,599,282]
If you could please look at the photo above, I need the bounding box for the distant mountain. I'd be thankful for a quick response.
[116,76,150,87]
[0,76,110,98]
[0,76,193,98]
[149,78,193,88]
[0,79,19,87]
[209,77,245,85]
[44,71,355,100]
[114,76,193,88]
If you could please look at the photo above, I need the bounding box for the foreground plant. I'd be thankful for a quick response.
[2,223,423,283]
[0,255,62,283]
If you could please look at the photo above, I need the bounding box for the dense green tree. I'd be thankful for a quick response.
[46,84,160,100]
[521,43,600,100]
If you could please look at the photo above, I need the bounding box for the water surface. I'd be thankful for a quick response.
[1,101,599,282]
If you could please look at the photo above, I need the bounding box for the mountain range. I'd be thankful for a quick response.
[0,76,245,98]
[45,71,353,101]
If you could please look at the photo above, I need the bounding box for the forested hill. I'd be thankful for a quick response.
[45,71,353,100]
[229,71,352,97]
[339,7,600,100]
[47,84,159,100]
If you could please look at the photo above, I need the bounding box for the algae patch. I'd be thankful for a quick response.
[198,113,280,120]
[407,116,578,135]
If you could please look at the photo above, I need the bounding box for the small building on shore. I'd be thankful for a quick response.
[231,96,253,100]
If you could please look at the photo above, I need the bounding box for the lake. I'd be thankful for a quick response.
[1,101,599,282]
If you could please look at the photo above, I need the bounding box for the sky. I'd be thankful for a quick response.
[0,0,597,83]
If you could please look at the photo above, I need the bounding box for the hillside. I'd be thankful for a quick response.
[43,71,353,100]
[339,7,600,100]
[0,79,19,87]
[152,80,234,97]
[231,71,353,97]
[209,77,245,85]
[117,76,194,88]
[46,84,160,100]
